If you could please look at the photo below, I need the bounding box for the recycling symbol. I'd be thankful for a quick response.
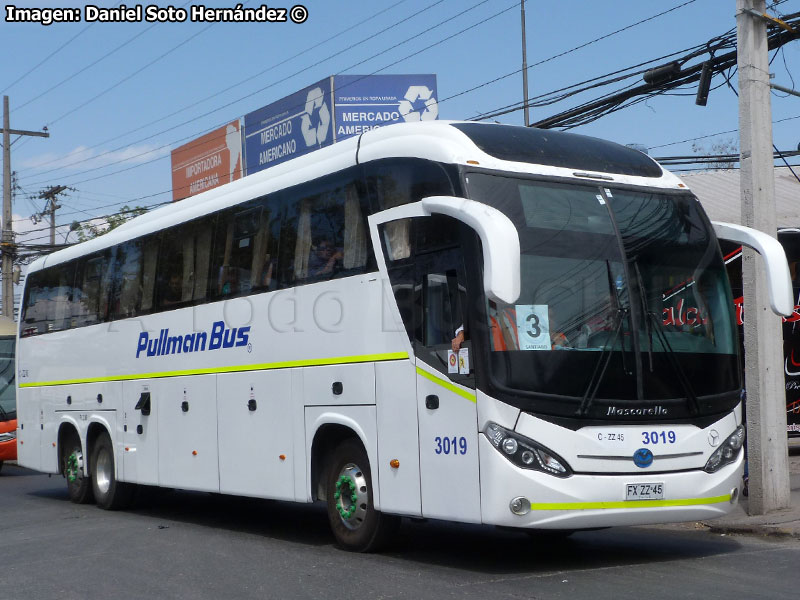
[300,87,331,147]
[398,85,439,122]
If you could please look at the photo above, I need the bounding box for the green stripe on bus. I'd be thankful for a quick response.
[19,352,410,388]
[528,494,731,511]
[415,366,477,403]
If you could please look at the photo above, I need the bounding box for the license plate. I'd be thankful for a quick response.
[626,482,664,501]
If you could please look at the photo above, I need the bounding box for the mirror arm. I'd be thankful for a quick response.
[712,221,794,316]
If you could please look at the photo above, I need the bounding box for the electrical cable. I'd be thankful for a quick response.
[19,0,511,190]
[17,0,448,180]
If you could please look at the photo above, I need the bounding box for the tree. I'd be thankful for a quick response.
[691,138,739,170]
[71,205,148,242]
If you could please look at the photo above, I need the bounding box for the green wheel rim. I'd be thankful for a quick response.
[66,452,80,482]
[335,475,358,519]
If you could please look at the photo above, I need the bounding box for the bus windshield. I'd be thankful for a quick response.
[466,172,739,420]
[0,337,15,421]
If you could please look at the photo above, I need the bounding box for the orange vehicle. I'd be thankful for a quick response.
[0,316,16,474]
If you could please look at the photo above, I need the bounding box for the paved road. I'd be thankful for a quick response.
[2,464,800,600]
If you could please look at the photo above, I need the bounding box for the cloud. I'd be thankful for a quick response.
[20,143,169,173]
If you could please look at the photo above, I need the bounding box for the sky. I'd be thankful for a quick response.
[1,0,799,252]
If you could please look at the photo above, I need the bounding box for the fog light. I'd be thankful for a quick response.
[510,496,531,515]
[730,488,739,504]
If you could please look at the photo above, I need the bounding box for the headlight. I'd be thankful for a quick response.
[704,425,745,473]
[484,422,572,477]
[0,431,16,443]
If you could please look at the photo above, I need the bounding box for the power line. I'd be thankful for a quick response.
[17,0,443,180]
[0,22,95,95]
[29,0,417,169]
[19,0,510,190]
[527,12,800,130]
[448,0,703,122]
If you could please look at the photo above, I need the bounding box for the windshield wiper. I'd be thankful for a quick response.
[634,262,654,373]
[577,261,627,417]
[633,261,700,415]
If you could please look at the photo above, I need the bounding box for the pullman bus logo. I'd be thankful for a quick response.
[135,320,250,358]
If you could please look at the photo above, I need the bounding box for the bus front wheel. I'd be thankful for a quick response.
[63,438,93,504]
[325,440,398,552]
[90,432,133,510]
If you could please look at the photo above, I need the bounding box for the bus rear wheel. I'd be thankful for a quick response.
[325,440,398,552]
[91,432,133,510]
[63,438,93,504]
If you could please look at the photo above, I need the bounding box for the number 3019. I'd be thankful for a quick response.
[435,436,467,455]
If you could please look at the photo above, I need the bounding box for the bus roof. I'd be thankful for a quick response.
[28,121,685,276]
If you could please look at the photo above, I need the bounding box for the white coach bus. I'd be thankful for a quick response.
[16,122,792,551]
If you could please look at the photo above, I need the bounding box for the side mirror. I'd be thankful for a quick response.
[712,221,793,316]
[367,196,520,304]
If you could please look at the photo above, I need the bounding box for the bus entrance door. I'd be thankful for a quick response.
[413,251,481,523]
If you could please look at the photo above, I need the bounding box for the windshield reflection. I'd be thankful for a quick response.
[466,172,739,415]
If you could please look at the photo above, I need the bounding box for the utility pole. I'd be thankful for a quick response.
[2,95,49,318]
[37,185,68,246]
[736,0,791,514]
[521,0,530,126]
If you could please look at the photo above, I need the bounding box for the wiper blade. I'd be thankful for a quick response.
[577,313,625,416]
[634,262,654,373]
[633,261,700,415]
[577,260,627,417]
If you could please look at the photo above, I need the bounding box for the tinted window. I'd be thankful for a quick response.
[211,200,280,298]
[110,240,143,319]
[21,264,74,335]
[452,123,663,178]
[365,158,456,211]
[73,251,112,327]
[280,171,371,286]
[156,217,214,310]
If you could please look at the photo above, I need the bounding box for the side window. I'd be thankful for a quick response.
[211,201,279,298]
[21,264,74,335]
[73,251,113,327]
[366,159,455,211]
[110,240,143,319]
[414,247,471,384]
[296,190,345,282]
[140,234,159,313]
[283,175,370,285]
[156,218,213,309]
[367,159,455,263]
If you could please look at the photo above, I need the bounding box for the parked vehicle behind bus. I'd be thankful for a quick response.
[15,122,792,550]
[722,229,800,438]
[0,316,17,474]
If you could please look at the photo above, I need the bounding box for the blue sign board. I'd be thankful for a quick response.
[333,74,438,141]
[243,77,334,175]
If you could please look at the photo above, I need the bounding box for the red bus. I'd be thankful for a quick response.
[723,229,800,438]
[0,316,16,473]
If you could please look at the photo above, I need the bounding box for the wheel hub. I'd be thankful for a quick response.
[94,446,113,495]
[66,451,83,482]
[334,463,368,530]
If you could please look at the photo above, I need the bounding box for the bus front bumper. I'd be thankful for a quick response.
[479,436,743,530]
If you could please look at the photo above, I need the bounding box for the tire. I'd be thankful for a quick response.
[0,460,3,474]
[90,431,133,510]
[325,440,399,552]
[63,437,94,504]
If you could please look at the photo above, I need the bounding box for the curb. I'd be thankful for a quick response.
[703,522,800,539]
